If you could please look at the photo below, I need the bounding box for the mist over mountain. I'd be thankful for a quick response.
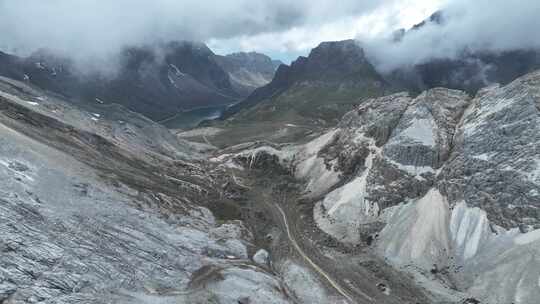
[214,52,282,96]
[364,9,540,93]
[0,0,389,73]
[362,0,540,73]
[0,42,281,121]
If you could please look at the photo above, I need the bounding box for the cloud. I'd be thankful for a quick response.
[0,0,390,61]
[360,0,540,72]
[209,0,444,63]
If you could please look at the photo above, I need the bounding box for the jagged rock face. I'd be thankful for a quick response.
[0,77,294,304]
[231,70,540,303]
[214,52,282,96]
[0,42,243,121]
[294,40,380,82]
[382,88,470,170]
[223,39,388,121]
[440,72,540,229]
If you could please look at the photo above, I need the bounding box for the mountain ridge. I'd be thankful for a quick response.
[0,42,281,121]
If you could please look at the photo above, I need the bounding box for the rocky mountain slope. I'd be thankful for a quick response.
[0,43,280,122]
[198,40,390,148]
[2,29,540,304]
[224,40,388,122]
[214,69,540,303]
[0,76,317,304]
[213,52,282,96]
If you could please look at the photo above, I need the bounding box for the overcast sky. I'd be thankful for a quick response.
[0,0,442,63]
[1,0,538,71]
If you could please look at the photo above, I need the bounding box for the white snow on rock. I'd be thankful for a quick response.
[387,159,437,179]
[399,118,436,147]
[253,249,270,266]
[471,153,493,161]
[169,64,186,77]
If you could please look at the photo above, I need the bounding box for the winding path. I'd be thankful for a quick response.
[272,203,374,304]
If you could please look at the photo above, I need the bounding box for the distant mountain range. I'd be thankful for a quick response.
[223,40,389,123]
[0,42,280,121]
[1,12,539,130]
[221,12,540,133]
[214,52,282,96]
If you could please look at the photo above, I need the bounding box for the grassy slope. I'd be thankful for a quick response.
[194,78,392,148]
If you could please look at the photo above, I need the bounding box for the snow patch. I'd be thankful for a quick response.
[169,64,186,77]
[472,153,493,161]
[399,118,436,146]
[388,159,436,179]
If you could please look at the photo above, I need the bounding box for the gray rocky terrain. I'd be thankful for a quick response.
[215,70,540,303]
[0,76,301,304]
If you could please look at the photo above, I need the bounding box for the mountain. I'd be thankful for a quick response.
[210,69,540,303]
[226,40,388,119]
[213,52,282,96]
[216,15,540,147]
[210,40,390,147]
[0,42,281,122]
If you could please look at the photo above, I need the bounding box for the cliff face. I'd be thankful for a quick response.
[223,40,388,121]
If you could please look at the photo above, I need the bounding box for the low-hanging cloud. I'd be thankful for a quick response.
[361,0,540,73]
[0,0,390,61]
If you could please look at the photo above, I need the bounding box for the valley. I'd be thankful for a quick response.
[1,4,540,303]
